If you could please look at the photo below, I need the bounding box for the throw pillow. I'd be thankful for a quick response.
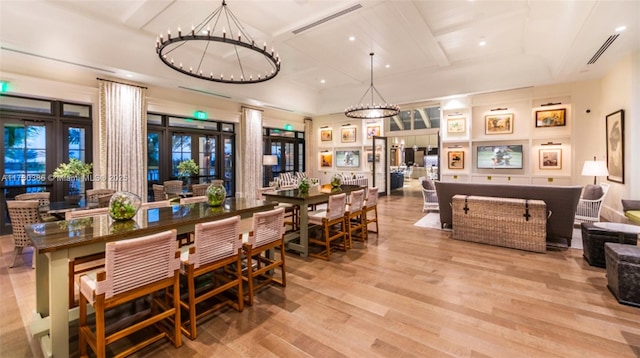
[622,200,640,211]
[583,184,603,200]
[422,179,435,191]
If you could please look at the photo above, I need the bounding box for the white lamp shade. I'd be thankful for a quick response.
[263,155,278,166]
[581,160,609,177]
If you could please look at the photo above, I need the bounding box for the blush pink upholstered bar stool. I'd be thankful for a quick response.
[78,229,182,358]
[344,189,366,248]
[307,193,347,260]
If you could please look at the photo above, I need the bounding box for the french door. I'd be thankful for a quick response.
[1,119,54,234]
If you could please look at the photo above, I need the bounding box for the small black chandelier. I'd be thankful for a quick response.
[155,0,281,84]
[344,52,400,119]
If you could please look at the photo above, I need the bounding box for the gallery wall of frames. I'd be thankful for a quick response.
[440,92,573,186]
[316,119,385,184]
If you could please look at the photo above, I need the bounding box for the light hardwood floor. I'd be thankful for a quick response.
[2,181,640,357]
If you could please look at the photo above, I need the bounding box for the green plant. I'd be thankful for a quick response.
[298,178,310,194]
[52,159,93,194]
[52,158,93,179]
[177,159,199,178]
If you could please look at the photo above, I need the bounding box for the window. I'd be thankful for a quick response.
[262,128,305,186]
[146,113,236,198]
[0,94,92,234]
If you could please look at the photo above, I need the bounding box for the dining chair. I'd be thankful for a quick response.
[15,192,57,222]
[179,215,243,339]
[308,193,347,260]
[344,189,366,247]
[78,229,182,357]
[363,187,380,237]
[65,207,110,308]
[179,196,207,205]
[241,207,286,306]
[152,184,167,201]
[191,183,209,197]
[257,186,297,231]
[85,188,116,203]
[163,180,184,199]
[6,200,40,268]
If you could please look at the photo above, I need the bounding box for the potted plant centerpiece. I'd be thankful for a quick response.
[52,158,93,203]
[177,159,199,188]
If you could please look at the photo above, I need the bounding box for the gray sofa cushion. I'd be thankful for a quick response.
[622,199,640,212]
[583,184,604,200]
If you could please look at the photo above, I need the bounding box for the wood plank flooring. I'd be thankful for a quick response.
[1,182,639,357]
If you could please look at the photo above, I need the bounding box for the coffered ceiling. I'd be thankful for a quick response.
[1,0,638,116]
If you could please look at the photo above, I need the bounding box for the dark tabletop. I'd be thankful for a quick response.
[27,198,276,253]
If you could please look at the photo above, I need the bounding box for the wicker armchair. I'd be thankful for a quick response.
[191,183,209,197]
[419,176,439,212]
[163,180,184,199]
[85,188,116,203]
[574,183,609,225]
[6,200,41,268]
[15,192,56,222]
[152,184,166,201]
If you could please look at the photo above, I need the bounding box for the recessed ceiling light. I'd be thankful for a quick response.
[349,36,355,41]
[479,40,487,46]
[125,74,133,78]
[320,79,326,84]
[385,64,390,68]
[615,25,627,32]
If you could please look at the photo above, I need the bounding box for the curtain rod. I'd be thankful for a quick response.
[96,77,148,89]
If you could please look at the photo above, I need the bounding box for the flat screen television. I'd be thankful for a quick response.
[335,150,360,168]
[477,145,523,169]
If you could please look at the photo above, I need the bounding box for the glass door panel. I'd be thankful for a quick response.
[372,136,388,195]
[222,136,234,195]
[1,121,51,234]
[198,136,216,183]
[171,134,191,178]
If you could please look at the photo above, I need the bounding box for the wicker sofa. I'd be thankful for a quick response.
[435,182,582,246]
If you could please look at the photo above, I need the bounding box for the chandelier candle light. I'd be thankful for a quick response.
[345,52,400,119]
[155,0,281,84]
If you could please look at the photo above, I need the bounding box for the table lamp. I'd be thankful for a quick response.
[581,156,609,185]
[263,155,278,166]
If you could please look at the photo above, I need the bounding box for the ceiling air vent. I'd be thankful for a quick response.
[587,34,620,65]
[178,86,231,99]
[292,4,362,35]
[1,47,115,72]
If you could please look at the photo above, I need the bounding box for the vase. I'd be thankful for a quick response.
[108,191,141,221]
[206,180,227,207]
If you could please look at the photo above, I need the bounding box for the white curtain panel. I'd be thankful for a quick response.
[240,107,263,200]
[98,80,147,199]
[304,117,313,177]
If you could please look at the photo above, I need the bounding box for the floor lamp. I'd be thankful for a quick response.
[263,155,278,187]
[581,156,609,185]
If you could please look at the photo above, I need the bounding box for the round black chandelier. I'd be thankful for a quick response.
[344,52,400,119]
[155,0,281,84]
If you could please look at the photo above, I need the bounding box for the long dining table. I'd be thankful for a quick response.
[25,197,276,358]
[262,184,364,258]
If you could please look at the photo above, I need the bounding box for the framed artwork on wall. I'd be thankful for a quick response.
[535,108,566,127]
[485,113,514,134]
[539,148,562,169]
[606,109,624,183]
[365,148,381,163]
[447,117,466,133]
[320,129,332,141]
[366,125,380,139]
[320,153,332,168]
[341,127,356,143]
[448,151,464,169]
